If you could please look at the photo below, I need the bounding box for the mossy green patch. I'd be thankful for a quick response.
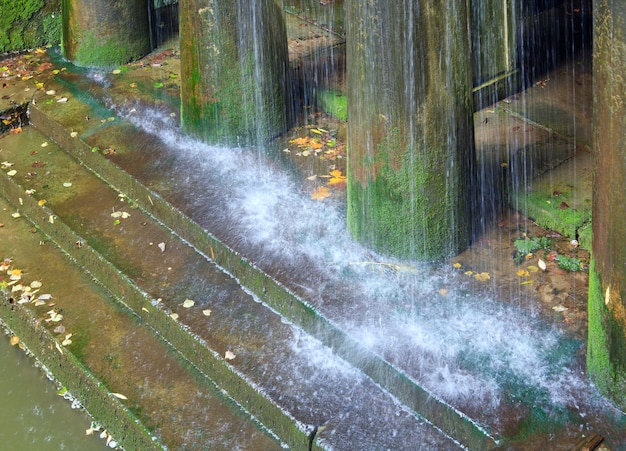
[587,259,626,411]
[0,0,60,52]
[317,89,347,121]
[347,127,469,261]
[72,29,149,68]
[510,190,591,247]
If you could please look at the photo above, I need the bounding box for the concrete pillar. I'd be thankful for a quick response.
[588,0,626,411]
[346,1,475,260]
[179,0,292,145]
[61,0,151,67]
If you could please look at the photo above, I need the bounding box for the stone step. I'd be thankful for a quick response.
[26,55,496,448]
[0,121,462,449]
[0,158,281,449]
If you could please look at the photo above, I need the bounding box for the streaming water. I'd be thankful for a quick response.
[3,0,624,447]
[112,103,624,442]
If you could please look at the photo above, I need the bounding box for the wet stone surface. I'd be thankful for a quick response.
[0,26,623,451]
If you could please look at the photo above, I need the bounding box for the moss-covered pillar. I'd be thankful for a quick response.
[61,0,151,67]
[179,0,292,145]
[588,0,626,411]
[346,1,475,260]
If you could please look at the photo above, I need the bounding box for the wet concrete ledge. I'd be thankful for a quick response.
[0,300,160,451]
[26,100,499,450]
[0,122,311,450]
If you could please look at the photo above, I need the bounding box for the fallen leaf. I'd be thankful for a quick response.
[438,288,448,297]
[111,392,128,400]
[474,272,490,282]
[202,309,212,317]
[182,299,194,308]
[50,312,63,322]
[53,325,66,334]
[452,262,462,269]
[553,305,568,312]
[311,186,331,201]
[8,127,22,135]
[158,242,166,253]
[10,335,19,346]
[170,313,179,320]
[225,350,236,360]
[7,169,17,176]
[538,259,547,271]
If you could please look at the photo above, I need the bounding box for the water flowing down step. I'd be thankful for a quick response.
[0,124,464,449]
[2,43,624,449]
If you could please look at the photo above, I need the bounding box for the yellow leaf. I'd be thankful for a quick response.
[38,199,47,207]
[452,262,462,269]
[516,269,530,277]
[10,335,19,346]
[464,270,474,276]
[311,186,331,201]
[438,288,448,297]
[474,272,490,282]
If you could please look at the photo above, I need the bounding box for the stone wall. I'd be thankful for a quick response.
[0,0,61,53]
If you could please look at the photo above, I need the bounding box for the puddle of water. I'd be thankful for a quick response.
[0,334,108,450]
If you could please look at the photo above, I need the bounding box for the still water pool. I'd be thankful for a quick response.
[0,334,109,450]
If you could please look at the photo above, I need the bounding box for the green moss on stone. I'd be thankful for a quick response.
[347,127,466,261]
[587,259,626,411]
[73,29,149,67]
[511,190,591,246]
[317,89,347,121]
[0,0,61,52]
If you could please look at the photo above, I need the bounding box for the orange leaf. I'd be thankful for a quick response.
[311,186,331,200]
[328,177,346,187]
[9,127,22,135]
[289,137,308,146]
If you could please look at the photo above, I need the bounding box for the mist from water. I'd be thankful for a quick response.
[110,103,623,435]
